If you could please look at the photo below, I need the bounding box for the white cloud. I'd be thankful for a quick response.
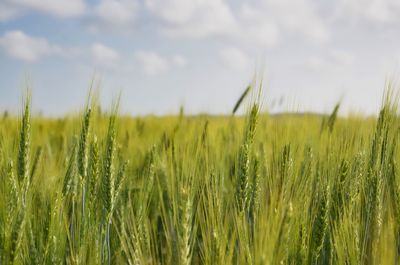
[135,51,169,76]
[330,50,354,66]
[246,22,279,47]
[306,50,355,71]
[334,0,400,24]
[238,5,280,47]
[91,43,119,67]
[135,51,186,76]
[2,0,85,19]
[172,54,187,67]
[0,30,62,62]
[239,0,329,44]
[0,3,20,21]
[18,0,85,17]
[144,0,327,46]
[0,31,121,67]
[365,0,393,22]
[145,0,237,38]
[219,47,250,71]
[272,0,329,42]
[145,0,196,24]
[306,55,327,70]
[94,0,138,28]
[144,0,281,47]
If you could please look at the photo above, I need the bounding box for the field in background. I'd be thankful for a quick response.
[0,89,399,264]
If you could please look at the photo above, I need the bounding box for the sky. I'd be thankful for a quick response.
[1,0,400,116]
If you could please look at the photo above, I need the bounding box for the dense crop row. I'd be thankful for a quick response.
[0,88,399,264]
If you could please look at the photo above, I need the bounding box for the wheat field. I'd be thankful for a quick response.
[0,85,399,264]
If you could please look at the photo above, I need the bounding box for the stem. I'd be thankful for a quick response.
[107,220,111,265]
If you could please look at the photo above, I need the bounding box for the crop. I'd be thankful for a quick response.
[0,84,400,264]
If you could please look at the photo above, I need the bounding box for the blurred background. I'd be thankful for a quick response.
[0,0,399,116]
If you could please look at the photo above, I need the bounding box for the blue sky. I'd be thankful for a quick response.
[1,0,400,116]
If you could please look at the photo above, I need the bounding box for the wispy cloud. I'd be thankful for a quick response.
[334,0,400,24]
[143,0,327,47]
[91,43,120,67]
[306,50,355,71]
[0,30,62,62]
[0,0,329,46]
[0,3,20,21]
[237,5,280,47]
[0,0,86,20]
[171,54,187,67]
[219,47,250,71]
[239,0,329,45]
[0,30,122,69]
[145,0,237,38]
[135,50,186,76]
[89,0,138,30]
